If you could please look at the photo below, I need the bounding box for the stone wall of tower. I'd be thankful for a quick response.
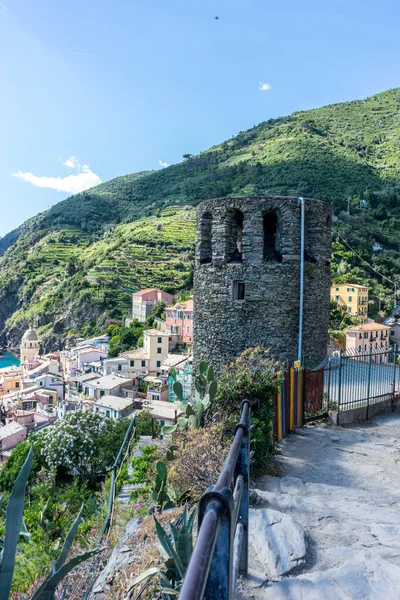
[193,196,332,374]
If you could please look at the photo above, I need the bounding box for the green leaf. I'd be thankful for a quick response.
[0,446,33,600]
[201,394,210,409]
[177,417,188,428]
[156,462,168,481]
[153,517,185,579]
[185,404,195,416]
[55,504,84,571]
[173,381,184,401]
[187,414,197,430]
[208,380,218,403]
[199,361,208,375]
[31,548,100,600]
[128,566,160,589]
[207,365,214,381]
[162,425,177,435]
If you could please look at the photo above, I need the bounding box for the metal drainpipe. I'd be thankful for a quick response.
[298,197,305,362]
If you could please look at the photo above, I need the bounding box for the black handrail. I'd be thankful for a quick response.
[180,399,251,600]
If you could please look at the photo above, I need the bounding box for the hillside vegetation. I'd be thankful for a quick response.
[1,88,400,348]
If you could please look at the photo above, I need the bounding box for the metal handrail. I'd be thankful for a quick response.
[180,399,251,600]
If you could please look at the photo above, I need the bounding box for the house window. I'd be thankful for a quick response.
[226,208,244,263]
[263,212,281,262]
[141,360,146,367]
[232,280,245,301]
[130,360,134,367]
[186,326,190,334]
[348,307,352,313]
[359,333,362,339]
[100,390,105,397]
[40,381,43,386]
[157,348,162,354]
[391,331,395,336]
[15,381,20,388]
[118,364,122,371]
[364,332,368,339]
[336,287,339,291]
[358,346,362,352]
[158,337,162,343]
[199,211,213,264]
[157,360,161,368]
[106,410,110,418]
[348,296,352,302]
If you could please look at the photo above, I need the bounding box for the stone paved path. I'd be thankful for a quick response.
[238,412,400,599]
[117,435,155,504]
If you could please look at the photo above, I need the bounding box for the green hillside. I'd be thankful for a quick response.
[1,87,400,349]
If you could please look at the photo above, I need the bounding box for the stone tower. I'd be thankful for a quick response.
[193,196,332,374]
[20,326,40,365]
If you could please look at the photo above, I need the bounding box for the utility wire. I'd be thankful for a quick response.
[335,231,396,288]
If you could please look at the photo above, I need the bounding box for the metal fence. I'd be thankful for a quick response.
[324,345,400,418]
[180,399,252,600]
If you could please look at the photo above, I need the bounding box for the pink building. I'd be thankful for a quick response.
[132,289,174,323]
[166,299,194,344]
[0,422,27,455]
[346,322,391,363]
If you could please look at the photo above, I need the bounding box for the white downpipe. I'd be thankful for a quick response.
[298,197,305,362]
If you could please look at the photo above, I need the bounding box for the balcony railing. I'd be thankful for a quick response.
[179,399,253,600]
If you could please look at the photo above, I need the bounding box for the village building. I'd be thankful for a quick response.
[346,322,391,362]
[80,374,134,400]
[331,284,369,323]
[0,367,23,398]
[145,375,169,402]
[20,326,40,365]
[132,289,173,323]
[93,394,135,419]
[165,299,194,344]
[61,344,108,377]
[122,329,171,377]
[0,421,27,459]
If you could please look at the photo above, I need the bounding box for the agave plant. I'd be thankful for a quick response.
[127,505,195,599]
[0,446,99,600]
[163,361,217,435]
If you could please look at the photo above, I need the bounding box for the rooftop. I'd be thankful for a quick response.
[347,322,391,332]
[331,284,368,290]
[133,288,169,296]
[161,354,188,369]
[167,299,194,311]
[122,348,149,359]
[144,329,170,337]
[90,374,133,389]
[0,421,26,440]
[94,395,135,411]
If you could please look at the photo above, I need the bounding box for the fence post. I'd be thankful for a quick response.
[337,349,342,425]
[234,402,250,576]
[326,358,331,412]
[392,343,397,412]
[366,345,373,421]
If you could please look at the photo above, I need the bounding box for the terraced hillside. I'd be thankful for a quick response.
[2,87,400,349]
[1,208,195,350]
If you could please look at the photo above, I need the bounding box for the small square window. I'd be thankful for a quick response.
[130,360,134,367]
[157,347,162,354]
[157,360,161,368]
[232,280,245,301]
[158,337,162,344]
[141,360,146,367]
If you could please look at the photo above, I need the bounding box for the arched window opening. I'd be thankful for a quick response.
[227,209,244,263]
[263,212,281,262]
[199,212,213,264]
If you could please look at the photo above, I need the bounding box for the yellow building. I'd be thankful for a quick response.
[331,284,369,323]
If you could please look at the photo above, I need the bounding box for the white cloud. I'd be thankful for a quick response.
[259,82,271,91]
[13,157,101,194]
[73,51,96,57]
[159,160,170,168]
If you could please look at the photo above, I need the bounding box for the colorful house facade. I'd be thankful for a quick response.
[165,299,194,344]
[331,284,369,323]
[132,289,174,323]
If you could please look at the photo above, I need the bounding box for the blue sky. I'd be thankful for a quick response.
[1,0,399,236]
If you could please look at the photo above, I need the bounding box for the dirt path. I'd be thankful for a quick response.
[238,413,400,599]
